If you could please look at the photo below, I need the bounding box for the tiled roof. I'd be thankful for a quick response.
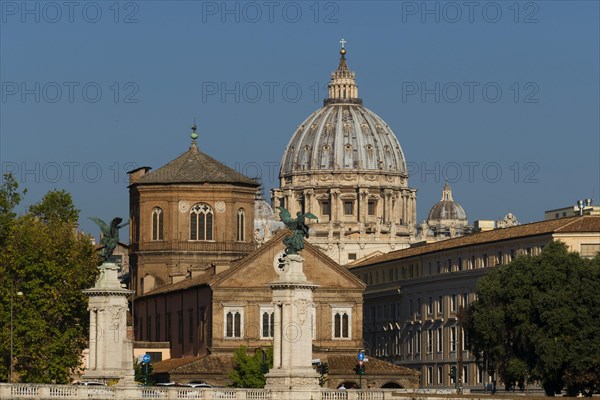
[152,356,205,374]
[327,355,418,376]
[171,354,234,374]
[134,143,258,187]
[138,272,216,298]
[153,354,417,377]
[555,217,600,232]
[351,216,600,268]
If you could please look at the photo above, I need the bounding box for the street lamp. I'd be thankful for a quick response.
[9,285,23,383]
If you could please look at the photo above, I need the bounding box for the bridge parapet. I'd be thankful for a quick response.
[0,383,470,400]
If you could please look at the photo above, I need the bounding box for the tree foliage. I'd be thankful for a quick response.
[0,174,26,245]
[29,190,79,224]
[229,346,273,388]
[467,241,600,396]
[134,359,155,386]
[0,177,99,383]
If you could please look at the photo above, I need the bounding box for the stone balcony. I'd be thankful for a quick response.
[132,240,255,254]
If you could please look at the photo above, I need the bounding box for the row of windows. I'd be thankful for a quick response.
[137,306,352,342]
[425,365,486,386]
[371,325,467,359]
[406,326,467,355]
[150,205,246,242]
[136,307,207,344]
[312,199,378,218]
[223,306,352,340]
[359,247,543,285]
[366,293,471,322]
[409,293,470,319]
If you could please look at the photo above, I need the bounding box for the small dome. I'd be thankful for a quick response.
[428,183,467,221]
[255,198,275,220]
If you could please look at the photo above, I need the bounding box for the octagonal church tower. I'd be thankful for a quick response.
[272,44,417,265]
[128,125,259,296]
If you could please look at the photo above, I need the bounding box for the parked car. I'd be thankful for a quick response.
[178,383,212,388]
[73,381,107,386]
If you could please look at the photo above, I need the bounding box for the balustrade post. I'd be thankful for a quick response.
[39,385,51,399]
[0,384,11,399]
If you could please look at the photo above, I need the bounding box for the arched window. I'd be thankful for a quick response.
[190,204,213,241]
[151,207,163,240]
[224,308,243,338]
[332,307,351,339]
[236,208,245,242]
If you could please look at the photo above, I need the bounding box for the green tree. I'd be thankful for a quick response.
[467,241,600,396]
[134,359,155,386]
[0,174,26,245]
[229,346,273,388]
[0,185,98,383]
[29,190,79,224]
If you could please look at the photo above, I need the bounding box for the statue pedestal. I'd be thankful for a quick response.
[265,255,321,394]
[82,262,135,386]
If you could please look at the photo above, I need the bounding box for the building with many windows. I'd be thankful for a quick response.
[134,230,418,388]
[349,215,600,389]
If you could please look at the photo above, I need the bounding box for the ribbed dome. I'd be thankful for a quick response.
[428,183,467,221]
[428,201,467,221]
[281,105,407,175]
[280,47,407,177]
[255,197,275,220]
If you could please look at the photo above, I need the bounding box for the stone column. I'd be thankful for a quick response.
[273,303,282,368]
[330,189,340,223]
[89,309,97,370]
[265,255,321,397]
[391,192,398,225]
[82,262,135,386]
[271,189,283,209]
[284,190,296,216]
[410,190,417,224]
[304,189,314,214]
[359,188,368,223]
[383,189,393,223]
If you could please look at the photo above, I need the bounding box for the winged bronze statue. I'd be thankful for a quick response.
[278,207,318,254]
[89,217,129,261]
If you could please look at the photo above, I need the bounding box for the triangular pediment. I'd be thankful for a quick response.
[212,231,365,290]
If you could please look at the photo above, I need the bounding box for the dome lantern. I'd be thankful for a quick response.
[325,39,362,106]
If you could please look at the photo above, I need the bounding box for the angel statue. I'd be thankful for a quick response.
[278,207,318,254]
[89,217,129,261]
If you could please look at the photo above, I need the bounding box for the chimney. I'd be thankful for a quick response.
[127,166,152,185]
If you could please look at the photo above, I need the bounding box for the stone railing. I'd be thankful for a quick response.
[0,384,272,400]
[8,384,541,400]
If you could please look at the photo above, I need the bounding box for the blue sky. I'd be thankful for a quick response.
[1,1,599,239]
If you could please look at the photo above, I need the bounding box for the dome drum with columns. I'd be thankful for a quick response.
[272,43,417,265]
